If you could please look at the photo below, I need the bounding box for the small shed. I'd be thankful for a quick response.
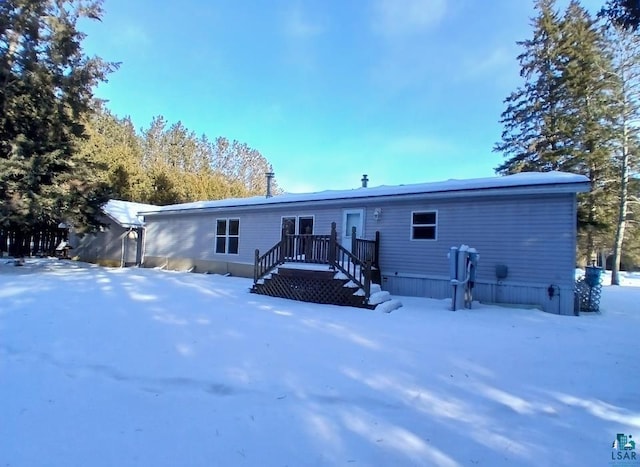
[69,200,157,267]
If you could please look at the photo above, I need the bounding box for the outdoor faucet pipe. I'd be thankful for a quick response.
[451,261,473,286]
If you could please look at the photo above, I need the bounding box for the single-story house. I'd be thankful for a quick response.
[138,171,590,315]
[69,199,157,267]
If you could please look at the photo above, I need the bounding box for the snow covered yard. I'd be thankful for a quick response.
[1,260,638,467]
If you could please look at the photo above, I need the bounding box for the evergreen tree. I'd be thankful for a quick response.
[137,117,278,205]
[211,136,279,196]
[601,0,640,30]
[495,0,617,262]
[494,0,568,174]
[0,0,117,233]
[560,1,617,262]
[80,105,149,202]
[81,108,280,207]
[140,116,180,204]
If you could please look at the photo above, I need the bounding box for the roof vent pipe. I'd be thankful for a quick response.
[361,174,369,188]
[266,172,275,198]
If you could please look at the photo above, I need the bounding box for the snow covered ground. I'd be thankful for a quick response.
[1,259,638,467]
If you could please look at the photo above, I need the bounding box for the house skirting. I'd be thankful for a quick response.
[382,274,576,316]
[142,256,254,277]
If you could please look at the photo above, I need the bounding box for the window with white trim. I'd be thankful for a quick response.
[411,211,437,240]
[281,216,314,235]
[215,218,239,254]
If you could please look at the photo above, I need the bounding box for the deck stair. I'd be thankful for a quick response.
[252,222,401,311]
[252,266,402,311]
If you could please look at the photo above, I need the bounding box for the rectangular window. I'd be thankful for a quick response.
[282,217,296,235]
[345,212,360,237]
[298,216,314,235]
[215,218,240,254]
[411,211,437,240]
[281,216,314,235]
[281,216,314,259]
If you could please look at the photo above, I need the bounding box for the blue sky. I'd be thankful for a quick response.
[81,0,603,193]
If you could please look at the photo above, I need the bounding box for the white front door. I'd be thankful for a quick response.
[342,209,364,251]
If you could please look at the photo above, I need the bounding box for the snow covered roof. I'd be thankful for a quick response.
[139,171,590,216]
[103,200,159,227]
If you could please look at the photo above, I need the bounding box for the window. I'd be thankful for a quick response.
[298,216,314,235]
[344,212,360,237]
[282,217,296,235]
[411,211,437,240]
[281,216,314,235]
[215,218,239,254]
[281,216,314,259]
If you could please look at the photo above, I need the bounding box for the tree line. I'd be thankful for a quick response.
[82,107,277,206]
[495,0,640,284]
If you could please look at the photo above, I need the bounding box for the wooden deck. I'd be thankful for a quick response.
[252,223,381,308]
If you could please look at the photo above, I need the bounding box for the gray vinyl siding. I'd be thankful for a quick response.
[70,219,128,265]
[375,193,577,314]
[143,212,214,260]
[376,193,575,286]
[143,206,345,266]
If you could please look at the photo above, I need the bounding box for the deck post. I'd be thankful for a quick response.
[351,226,356,255]
[374,231,380,268]
[329,222,337,268]
[364,260,371,298]
[279,227,286,263]
[304,235,312,261]
[254,249,260,283]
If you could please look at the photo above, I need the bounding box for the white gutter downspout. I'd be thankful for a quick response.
[139,226,146,267]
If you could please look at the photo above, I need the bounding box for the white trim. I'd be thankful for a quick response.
[342,208,365,238]
[410,209,438,241]
[342,208,365,254]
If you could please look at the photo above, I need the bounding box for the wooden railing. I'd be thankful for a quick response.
[281,234,332,263]
[253,241,282,283]
[352,228,379,269]
[253,222,379,299]
[253,233,335,282]
[333,242,371,297]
